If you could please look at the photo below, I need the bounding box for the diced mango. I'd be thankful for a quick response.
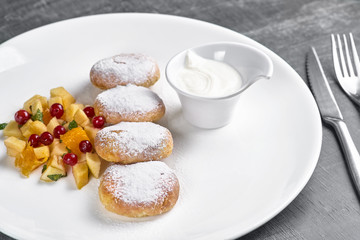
[42,109,52,125]
[4,136,26,154]
[3,121,22,138]
[74,109,90,127]
[50,87,75,110]
[86,152,101,178]
[72,161,88,189]
[23,95,48,113]
[33,146,50,159]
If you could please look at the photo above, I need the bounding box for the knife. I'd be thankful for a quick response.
[307,47,360,196]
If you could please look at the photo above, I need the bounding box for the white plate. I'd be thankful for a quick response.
[0,13,322,240]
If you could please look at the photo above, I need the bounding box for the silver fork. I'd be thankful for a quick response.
[331,33,360,106]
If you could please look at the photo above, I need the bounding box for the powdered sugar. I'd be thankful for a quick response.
[95,84,163,118]
[92,53,156,85]
[102,162,177,205]
[97,122,169,158]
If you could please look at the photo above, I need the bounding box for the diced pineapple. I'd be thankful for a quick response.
[50,141,68,157]
[49,138,60,151]
[30,99,43,115]
[48,96,63,107]
[20,119,33,138]
[3,121,22,138]
[78,153,86,163]
[50,87,75,110]
[63,122,69,131]
[84,125,99,145]
[6,148,20,158]
[65,103,84,122]
[74,109,90,127]
[72,161,89,189]
[48,155,66,171]
[23,95,48,112]
[47,117,59,134]
[40,165,66,182]
[4,136,26,154]
[33,146,50,159]
[86,152,101,178]
[30,121,47,135]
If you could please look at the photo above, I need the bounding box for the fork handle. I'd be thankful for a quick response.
[326,117,360,196]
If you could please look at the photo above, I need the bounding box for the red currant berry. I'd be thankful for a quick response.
[28,134,40,147]
[83,106,95,118]
[79,140,92,153]
[14,110,31,125]
[53,125,67,138]
[63,153,78,166]
[92,116,105,128]
[39,132,54,145]
[50,103,64,119]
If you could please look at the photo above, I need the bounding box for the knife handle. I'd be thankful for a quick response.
[326,117,360,195]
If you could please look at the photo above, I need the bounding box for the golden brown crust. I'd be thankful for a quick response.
[98,163,180,217]
[90,53,160,90]
[94,122,173,164]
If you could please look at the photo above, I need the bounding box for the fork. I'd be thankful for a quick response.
[331,33,360,106]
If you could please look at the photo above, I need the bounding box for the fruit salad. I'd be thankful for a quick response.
[1,87,106,189]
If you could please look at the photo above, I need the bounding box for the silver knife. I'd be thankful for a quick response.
[307,47,360,196]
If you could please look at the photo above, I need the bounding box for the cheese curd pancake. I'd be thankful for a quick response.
[94,85,165,124]
[98,162,180,217]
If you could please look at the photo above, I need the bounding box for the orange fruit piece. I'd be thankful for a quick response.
[15,144,47,177]
[42,108,52,125]
[60,127,90,156]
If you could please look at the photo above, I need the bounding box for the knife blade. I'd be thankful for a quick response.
[307,46,360,197]
[306,47,343,121]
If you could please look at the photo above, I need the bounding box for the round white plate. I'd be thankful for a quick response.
[0,13,322,240]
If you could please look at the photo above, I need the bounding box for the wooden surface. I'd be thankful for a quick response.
[1,0,360,239]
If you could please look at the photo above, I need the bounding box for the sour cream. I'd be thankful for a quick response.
[176,50,242,97]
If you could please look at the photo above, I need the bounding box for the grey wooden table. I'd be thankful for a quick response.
[1,0,360,239]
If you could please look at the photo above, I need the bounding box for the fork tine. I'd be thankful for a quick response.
[343,34,355,77]
[349,33,360,76]
[337,34,349,77]
[332,34,344,79]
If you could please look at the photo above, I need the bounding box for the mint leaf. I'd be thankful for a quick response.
[0,123,7,130]
[31,109,43,122]
[47,174,66,181]
[68,120,78,130]
[42,164,47,173]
